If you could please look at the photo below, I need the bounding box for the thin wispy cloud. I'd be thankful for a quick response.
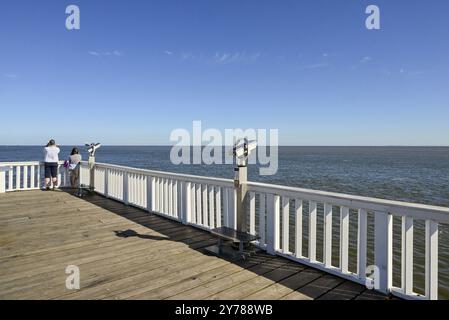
[171,51,261,65]
[213,51,261,65]
[381,67,425,77]
[361,56,372,63]
[88,50,123,57]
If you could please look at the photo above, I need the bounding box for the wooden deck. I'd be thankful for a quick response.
[0,190,389,300]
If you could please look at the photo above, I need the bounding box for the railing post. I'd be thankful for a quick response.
[323,203,333,268]
[147,176,155,213]
[266,194,280,255]
[249,192,256,235]
[16,166,21,190]
[357,209,368,280]
[340,206,349,273]
[123,172,129,205]
[402,216,414,295]
[229,188,237,229]
[30,166,35,189]
[37,165,40,189]
[57,165,61,188]
[309,201,317,262]
[374,210,393,294]
[425,220,438,300]
[0,166,7,193]
[23,166,28,189]
[89,165,95,191]
[104,169,109,197]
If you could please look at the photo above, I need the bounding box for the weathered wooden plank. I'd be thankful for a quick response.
[243,269,322,300]
[0,190,387,300]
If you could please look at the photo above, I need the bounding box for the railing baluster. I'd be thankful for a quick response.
[136,174,143,207]
[191,183,196,224]
[357,209,368,279]
[425,220,438,300]
[147,176,155,212]
[0,167,6,193]
[223,187,229,227]
[402,216,414,295]
[209,185,215,229]
[133,174,137,204]
[180,181,187,224]
[215,186,221,228]
[154,177,159,212]
[31,166,35,189]
[23,166,28,189]
[139,175,144,206]
[131,174,135,204]
[340,206,349,273]
[196,184,202,224]
[324,203,333,268]
[159,178,164,212]
[249,192,256,235]
[138,175,142,206]
[282,196,290,253]
[173,180,178,218]
[164,178,169,214]
[259,194,266,245]
[9,166,13,190]
[16,166,21,190]
[36,165,40,189]
[266,194,280,255]
[308,201,317,262]
[168,179,173,215]
[202,184,208,227]
[122,172,129,205]
[295,199,303,258]
[116,171,120,198]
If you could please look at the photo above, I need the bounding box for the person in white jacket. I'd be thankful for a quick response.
[43,139,60,190]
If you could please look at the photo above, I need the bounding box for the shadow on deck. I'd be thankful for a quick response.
[0,190,391,300]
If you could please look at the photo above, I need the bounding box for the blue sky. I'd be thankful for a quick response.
[1,0,448,146]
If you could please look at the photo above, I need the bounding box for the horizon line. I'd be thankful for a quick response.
[1,145,449,148]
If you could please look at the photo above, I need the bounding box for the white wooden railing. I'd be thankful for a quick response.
[0,161,70,192]
[1,160,448,300]
[81,162,236,231]
[245,181,449,300]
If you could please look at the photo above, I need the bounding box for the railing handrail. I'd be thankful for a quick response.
[89,161,234,187]
[2,160,448,221]
[247,181,449,222]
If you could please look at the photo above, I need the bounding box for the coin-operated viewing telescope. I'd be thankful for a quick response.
[202,137,260,260]
[86,143,101,169]
[233,138,257,168]
[85,143,101,191]
[232,138,257,233]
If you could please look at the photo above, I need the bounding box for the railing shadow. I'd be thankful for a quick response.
[62,189,378,300]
